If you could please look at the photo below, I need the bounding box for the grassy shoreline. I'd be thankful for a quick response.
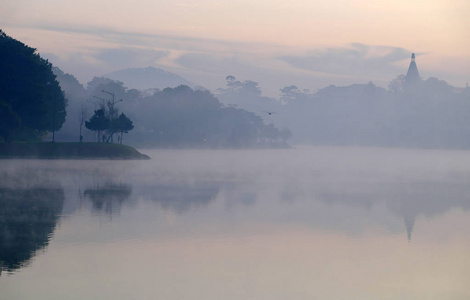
[0,142,150,160]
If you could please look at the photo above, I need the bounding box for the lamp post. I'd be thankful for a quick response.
[101,90,122,120]
[101,90,122,143]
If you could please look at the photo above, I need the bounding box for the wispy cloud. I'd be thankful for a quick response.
[10,24,439,95]
[23,23,282,54]
[176,53,252,74]
[279,44,413,77]
[93,47,169,67]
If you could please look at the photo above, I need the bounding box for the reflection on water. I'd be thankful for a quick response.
[0,185,64,275]
[0,147,469,299]
[385,181,470,241]
[316,180,470,241]
[147,182,219,213]
[83,183,132,215]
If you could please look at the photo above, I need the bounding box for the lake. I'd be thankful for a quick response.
[1,146,469,299]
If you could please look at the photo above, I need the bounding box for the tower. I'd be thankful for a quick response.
[404,53,421,87]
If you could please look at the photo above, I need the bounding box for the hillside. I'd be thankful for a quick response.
[104,66,195,90]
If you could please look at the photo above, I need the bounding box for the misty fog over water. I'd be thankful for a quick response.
[1,147,469,299]
[2,2,470,299]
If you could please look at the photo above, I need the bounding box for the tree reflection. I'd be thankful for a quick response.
[0,187,64,275]
[145,182,219,213]
[83,183,132,215]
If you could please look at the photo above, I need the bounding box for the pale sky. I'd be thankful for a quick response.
[1,0,469,97]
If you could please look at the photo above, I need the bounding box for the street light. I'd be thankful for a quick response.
[101,90,123,120]
[99,90,123,143]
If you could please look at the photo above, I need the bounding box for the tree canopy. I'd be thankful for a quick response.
[117,85,284,148]
[0,30,67,141]
[112,113,134,144]
[85,109,110,142]
[0,100,21,142]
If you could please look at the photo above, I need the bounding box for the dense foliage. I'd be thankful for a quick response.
[56,74,285,147]
[0,30,67,141]
[112,113,134,144]
[85,108,134,144]
[216,75,470,149]
[85,109,110,142]
[277,80,470,148]
[124,85,282,147]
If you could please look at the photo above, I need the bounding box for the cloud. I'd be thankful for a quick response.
[28,24,276,54]
[173,46,416,97]
[41,52,60,63]
[13,23,442,95]
[279,44,413,77]
[93,47,169,67]
[176,53,248,74]
[173,52,268,93]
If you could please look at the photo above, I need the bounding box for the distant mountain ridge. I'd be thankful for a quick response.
[104,66,195,90]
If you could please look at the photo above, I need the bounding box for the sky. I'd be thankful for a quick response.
[1,0,469,97]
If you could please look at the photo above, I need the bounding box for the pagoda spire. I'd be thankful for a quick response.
[405,53,421,87]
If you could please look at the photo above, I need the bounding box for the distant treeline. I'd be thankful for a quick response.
[3,29,469,149]
[215,76,470,149]
[56,68,470,150]
[0,30,287,148]
[54,72,288,148]
[284,80,470,149]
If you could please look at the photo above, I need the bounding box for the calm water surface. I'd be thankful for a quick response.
[1,146,469,299]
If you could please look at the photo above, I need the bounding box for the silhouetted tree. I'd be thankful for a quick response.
[0,30,67,141]
[221,75,262,96]
[0,100,21,142]
[388,75,405,93]
[111,113,134,144]
[85,109,109,142]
